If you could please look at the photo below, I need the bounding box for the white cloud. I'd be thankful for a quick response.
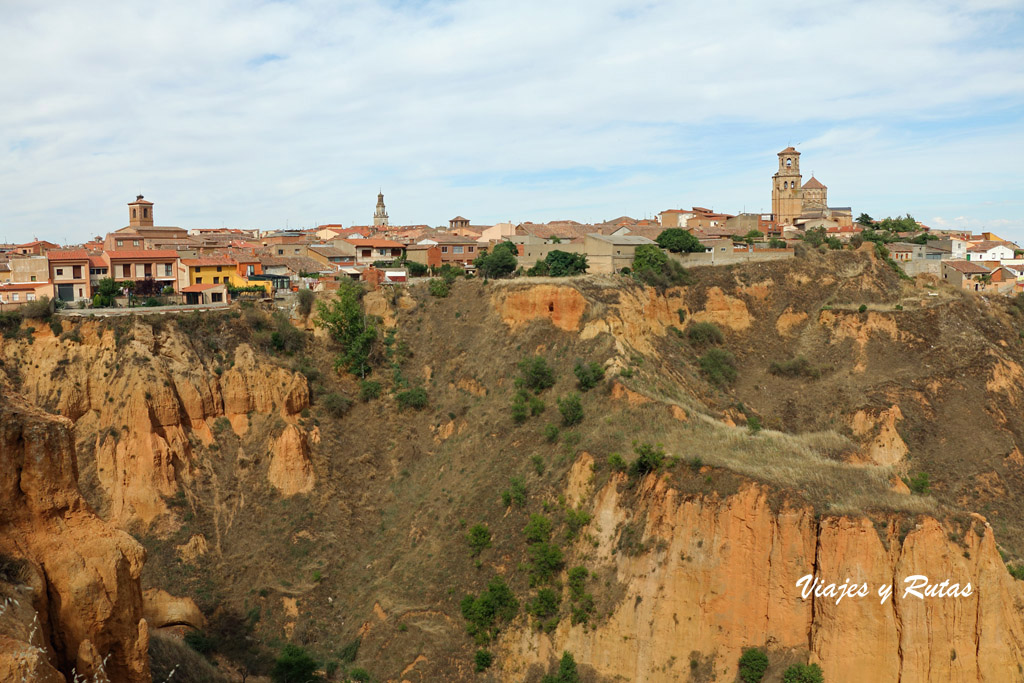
[0,0,1022,241]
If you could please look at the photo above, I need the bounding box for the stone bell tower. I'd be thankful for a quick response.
[771,147,802,226]
[373,191,389,228]
[128,194,154,227]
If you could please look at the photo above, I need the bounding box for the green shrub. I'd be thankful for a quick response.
[528,587,561,623]
[321,392,353,418]
[618,367,633,378]
[315,280,377,378]
[631,245,693,290]
[567,567,588,599]
[49,320,63,336]
[348,667,371,682]
[557,393,584,427]
[474,649,494,672]
[564,508,591,541]
[541,652,580,683]
[904,472,930,495]
[738,647,769,683]
[608,453,627,472]
[271,644,320,683]
[1007,564,1024,581]
[297,288,315,317]
[573,360,605,391]
[747,416,762,434]
[20,295,53,320]
[698,348,736,386]
[467,524,492,556]
[501,477,527,507]
[511,391,530,424]
[858,303,868,313]
[524,514,553,543]
[460,576,519,643]
[781,662,824,683]
[687,322,723,346]
[406,260,428,277]
[429,278,451,298]
[359,380,381,401]
[396,387,428,410]
[544,423,560,443]
[768,356,820,379]
[628,442,665,477]
[0,312,23,338]
[338,638,360,663]
[184,630,217,656]
[528,541,564,584]
[518,356,555,393]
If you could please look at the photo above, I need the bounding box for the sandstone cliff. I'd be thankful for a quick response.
[499,474,1024,682]
[0,393,150,682]
[2,319,310,529]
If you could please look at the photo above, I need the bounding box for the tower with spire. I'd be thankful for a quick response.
[373,191,389,228]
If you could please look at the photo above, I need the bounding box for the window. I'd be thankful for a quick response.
[123,264,131,277]
[441,246,449,253]
[216,266,222,272]
[27,294,35,301]
[376,248,387,256]
[164,264,173,277]
[211,292,223,303]
[453,246,464,254]
[213,277,220,284]
[132,209,137,218]
[73,266,81,278]
[133,240,139,247]
[277,249,284,255]
[196,277,203,284]
[30,275,36,282]
[117,240,123,247]
[12,293,20,301]
[469,246,475,252]
[247,265,254,276]
[786,158,792,167]
[56,268,64,276]
[143,208,148,218]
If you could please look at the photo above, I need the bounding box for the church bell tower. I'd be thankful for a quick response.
[771,147,802,226]
[373,191,389,228]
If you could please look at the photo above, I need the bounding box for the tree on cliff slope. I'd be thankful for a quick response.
[314,279,378,378]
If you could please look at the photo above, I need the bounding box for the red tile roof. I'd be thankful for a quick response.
[344,239,405,248]
[0,282,43,291]
[802,176,826,190]
[105,250,179,260]
[88,255,107,267]
[945,260,990,274]
[181,258,236,267]
[182,283,222,292]
[46,249,90,261]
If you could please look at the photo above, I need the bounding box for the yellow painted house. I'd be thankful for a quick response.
[178,257,272,293]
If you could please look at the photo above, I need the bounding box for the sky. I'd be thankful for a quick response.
[1,0,1023,244]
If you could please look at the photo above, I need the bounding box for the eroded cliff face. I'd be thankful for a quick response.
[2,319,310,529]
[499,474,1024,683]
[0,394,150,682]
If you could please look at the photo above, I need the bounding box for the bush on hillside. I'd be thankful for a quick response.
[321,392,353,418]
[396,387,428,410]
[687,322,723,346]
[467,524,492,556]
[541,652,580,683]
[557,393,584,426]
[738,647,769,683]
[429,278,451,297]
[698,348,737,386]
[460,576,519,643]
[782,662,825,683]
[768,356,821,379]
[271,644,320,683]
[573,360,605,391]
[628,442,665,478]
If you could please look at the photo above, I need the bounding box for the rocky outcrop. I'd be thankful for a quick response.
[496,284,588,332]
[142,588,205,631]
[268,424,315,495]
[1,320,309,527]
[851,405,909,466]
[0,393,150,682]
[499,476,1024,683]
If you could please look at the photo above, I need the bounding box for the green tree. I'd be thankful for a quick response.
[296,288,315,317]
[271,644,320,683]
[524,514,553,543]
[573,360,605,391]
[628,442,665,477]
[656,228,704,253]
[460,577,519,643]
[743,229,764,245]
[315,280,378,378]
[698,348,737,386]
[92,277,120,307]
[475,241,518,278]
[738,647,769,683]
[541,652,580,683]
[782,662,825,683]
[557,393,584,426]
[518,356,555,393]
[855,212,874,227]
[467,524,492,556]
[631,244,692,289]
[545,250,589,277]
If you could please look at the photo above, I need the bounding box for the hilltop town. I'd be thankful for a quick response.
[1,147,1020,310]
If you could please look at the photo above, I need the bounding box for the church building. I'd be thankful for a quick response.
[771,147,852,229]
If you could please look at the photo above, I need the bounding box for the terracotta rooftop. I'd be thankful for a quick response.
[181,257,236,267]
[802,177,826,190]
[46,249,90,261]
[106,250,179,260]
[182,283,222,292]
[945,260,991,275]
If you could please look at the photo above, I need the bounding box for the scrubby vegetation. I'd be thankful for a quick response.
[782,662,825,683]
[460,576,519,643]
[698,348,737,385]
[769,356,821,379]
[738,647,769,682]
[631,244,693,289]
[573,360,605,391]
[687,321,724,346]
